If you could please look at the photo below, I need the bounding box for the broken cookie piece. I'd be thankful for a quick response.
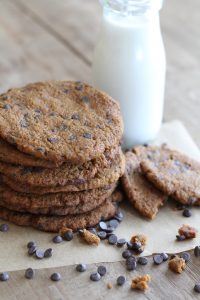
[178,224,197,239]
[168,256,186,273]
[80,229,100,246]
[131,274,151,291]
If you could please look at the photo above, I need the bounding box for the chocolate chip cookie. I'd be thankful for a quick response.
[121,151,166,219]
[0,81,123,163]
[0,198,117,232]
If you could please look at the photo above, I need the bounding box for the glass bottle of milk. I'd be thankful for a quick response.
[92,0,166,148]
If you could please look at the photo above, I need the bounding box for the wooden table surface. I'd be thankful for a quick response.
[0,0,200,299]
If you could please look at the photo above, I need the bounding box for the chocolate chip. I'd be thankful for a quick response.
[126,242,134,250]
[108,219,119,229]
[90,272,101,282]
[161,253,169,261]
[27,241,36,249]
[170,254,176,260]
[2,95,8,100]
[176,203,186,210]
[75,82,83,91]
[52,235,63,243]
[117,275,126,286]
[71,114,80,120]
[60,124,68,131]
[28,245,37,255]
[81,96,89,104]
[44,248,53,258]
[97,231,107,240]
[76,264,87,272]
[34,109,41,113]
[47,137,58,144]
[0,272,9,281]
[99,221,107,231]
[20,118,28,128]
[180,252,190,262]
[153,254,163,265]
[88,228,97,235]
[182,208,192,217]
[3,104,11,110]
[63,89,69,94]
[194,246,200,257]
[25,268,35,279]
[35,249,44,259]
[63,231,73,241]
[50,272,61,281]
[83,132,92,139]
[126,257,137,271]
[97,265,106,276]
[132,241,142,251]
[117,238,126,247]
[137,257,148,265]
[194,284,200,293]
[176,235,186,241]
[36,147,46,153]
[68,134,76,141]
[122,250,132,259]
[136,247,144,255]
[0,223,9,232]
[108,234,117,245]
[50,112,58,117]
[113,211,123,222]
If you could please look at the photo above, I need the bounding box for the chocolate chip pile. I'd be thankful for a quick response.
[0,81,125,232]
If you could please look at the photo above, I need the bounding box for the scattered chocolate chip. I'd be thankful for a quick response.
[81,96,89,103]
[126,257,137,271]
[97,231,107,240]
[127,242,134,250]
[182,208,192,217]
[0,224,9,232]
[52,235,63,243]
[50,272,61,282]
[117,275,126,286]
[68,134,76,141]
[35,249,44,259]
[108,234,118,245]
[194,284,200,293]
[60,124,68,131]
[180,252,190,263]
[117,238,126,247]
[90,272,101,282]
[153,254,163,265]
[71,114,80,120]
[63,230,73,241]
[137,257,148,265]
[99,221,107,231]
[0,272,9,281]
[47,137,58,144]
[122,250,132,259]
[28,245,37,255]
[83,132,92,139]
[136,247,144,255]
[132,241,142,251]
[25,268,35,279]
[97,265,107,276]
[161,253,169,261]
[108,219,119,229]
[194,246,200,257]
[44,248,53,258]
[88,228,97,235]
[76,264,87,272]
[3,104,11,110]
[27,241,36,249]
[176,235,186,241]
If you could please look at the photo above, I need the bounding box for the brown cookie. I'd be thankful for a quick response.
[140,147,200,205]
[0,147,120,187]
[0,182,117,214]
[2,151,125,194]
[0,198,117,232]
[121,151,166,219]
[0,81,123,163]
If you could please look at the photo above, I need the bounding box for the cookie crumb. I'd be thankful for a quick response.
[168,256,186,273]
[81,229,100,246]
[131,274,151,291]
[178,224,197,239]
[107,282,113,289]
[130,234,147,246]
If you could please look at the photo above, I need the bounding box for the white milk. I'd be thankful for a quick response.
[92,1,166,148]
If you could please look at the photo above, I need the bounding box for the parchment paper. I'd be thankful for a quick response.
[1,120,200,272]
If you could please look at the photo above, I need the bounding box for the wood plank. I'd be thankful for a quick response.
[0,0,90,94]
[1,250,200,300]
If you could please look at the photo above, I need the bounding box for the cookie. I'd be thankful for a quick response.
[2,151,125,194]
[0,147,120,187]
[0,198,117,232]
[121,151,166,219]
[0,81,123,163]
[0,138,62,168]
[140,147,200,205]
[0,182,117,214]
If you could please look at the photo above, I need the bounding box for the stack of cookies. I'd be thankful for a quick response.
[0,81,125,232]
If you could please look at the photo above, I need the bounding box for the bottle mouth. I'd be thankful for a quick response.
[100,0,163,15]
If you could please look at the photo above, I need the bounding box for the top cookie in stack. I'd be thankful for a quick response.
[0,81,125,232]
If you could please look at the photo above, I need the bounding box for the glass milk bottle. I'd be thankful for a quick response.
[92,0,166,148]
